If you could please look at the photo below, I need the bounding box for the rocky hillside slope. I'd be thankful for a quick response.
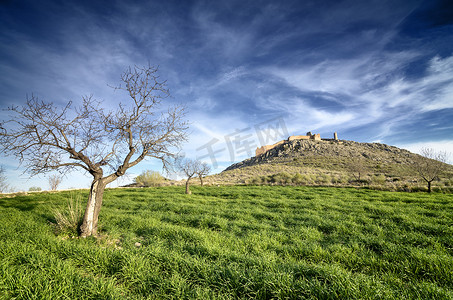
[225,140,414,172]
[204,139,453,191]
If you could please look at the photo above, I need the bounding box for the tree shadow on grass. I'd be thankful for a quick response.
[0,196,39,211]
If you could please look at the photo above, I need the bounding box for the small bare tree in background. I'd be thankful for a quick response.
[349,156,366,184]
[0,64,188,237]
[412,148,449,193]
[48,174,63,190]
[178,159,211,193]
[0,166,10,193]
[196,161,210,186]
[177,158,198,194]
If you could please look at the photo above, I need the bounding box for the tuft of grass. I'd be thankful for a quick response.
[51,193,83,236]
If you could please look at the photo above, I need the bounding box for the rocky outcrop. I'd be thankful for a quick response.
[255,132,321,156]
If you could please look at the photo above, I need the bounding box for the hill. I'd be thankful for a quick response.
[205,139,453,192]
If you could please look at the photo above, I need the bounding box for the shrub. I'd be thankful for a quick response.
[410,186,427,193]
[271,172,292,185]
[331,175,347,185]
[134,170,165,187]
[304,174,315,185]
[247,176,263,185]
[372,174,386,186]
[350,177,370,185]
[292,173,305,185]
[29,186,42,192]
[318,174,332,184]
[262,176,272,184]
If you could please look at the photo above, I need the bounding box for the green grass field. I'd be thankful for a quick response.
[0,186,452,299]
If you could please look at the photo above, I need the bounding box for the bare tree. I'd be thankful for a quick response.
[177,159,211,193]
[412,148,449,193]
[0,166,10,193]
[0,65,188,237]
[349,156,366,184]
[48,174,63,191]
[177,158,198,194]
[196,161,210,186]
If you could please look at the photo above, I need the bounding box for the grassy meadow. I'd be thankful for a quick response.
[0,186,452,299]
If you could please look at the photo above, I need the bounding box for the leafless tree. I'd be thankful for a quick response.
[177,158,198,194]
[177,159,211,193]
[349,156,366,184]
[0,65,188,237]
[196,161,210,186]
[0,166,10,193]
[48,174,63,190]
[412,148,449,193]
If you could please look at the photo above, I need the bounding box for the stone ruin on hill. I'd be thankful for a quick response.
[255,131,339,156]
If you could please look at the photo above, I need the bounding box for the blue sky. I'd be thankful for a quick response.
[1,0,452,191]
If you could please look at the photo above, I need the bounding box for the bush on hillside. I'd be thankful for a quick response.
[316,174,332,185]
[271,172,293,185]
[372,174,386,186]
[292,173,305,185]
[134,170,165,187]
[249,176,263,185]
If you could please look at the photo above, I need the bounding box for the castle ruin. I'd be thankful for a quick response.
[255,131,338,156]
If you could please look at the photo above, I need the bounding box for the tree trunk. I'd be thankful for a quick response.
[185,178,192,194]
[199,175,204,187]
[427,180,432,193]
[80,178,107,237]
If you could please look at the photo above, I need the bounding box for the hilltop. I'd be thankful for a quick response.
[204,139,453,192]
[225,139,415,173]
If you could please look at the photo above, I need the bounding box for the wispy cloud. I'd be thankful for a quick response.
[260,51,453,142]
